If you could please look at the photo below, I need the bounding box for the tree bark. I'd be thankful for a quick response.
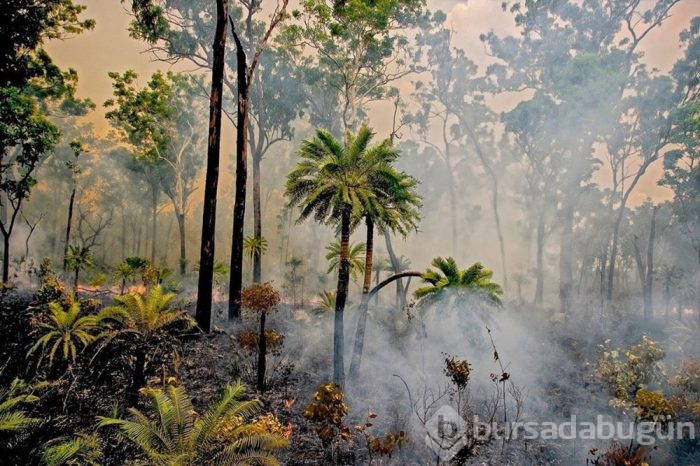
[2,232,9,283]
[177,212,186,275]
[559,199,575,314]
[130,348,146,404]
[195,0,229,333]
[348,217,373,384]
[252,154,262,283]
[228,22,250,321]
[63,186,76,271]
[384,230,406,308]
[643,207,657,324]
[151,183,157,263]
[534,208,545,307]
[333,208,351,386]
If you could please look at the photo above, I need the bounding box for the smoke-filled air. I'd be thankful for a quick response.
[1,0,700,464]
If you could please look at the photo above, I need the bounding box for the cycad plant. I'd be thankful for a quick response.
[414,258,503,344]
[286,127,391,385]
[325,241,365,282]
[96,286,194,401]
[415,257,503,308]
[28,301,99,369]
[113,262,137,295]
[97,382,287,465]
[0,379,39,447]
[65,245,92,290]
[41,432,103,466]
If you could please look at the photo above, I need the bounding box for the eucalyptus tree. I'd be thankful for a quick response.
[127,0,231,332]
[0,0,94,282]
[482,0,683,313]
[502,92,560,306]
[281,0,427,133]
[61,141,86,272]
[105,70,204,274]
[409,14,508,289]
[226,0,290,321]
[286,127,391,385]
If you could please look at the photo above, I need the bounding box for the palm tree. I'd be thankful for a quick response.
[325,241,365,282]
[349,162,421,384]
[96,286,194,401]
[243,236,268,283]
[286,127,389,385]
[97,383,287,465]
[65,245,92,290]
[415,257,503,311]
[28,301,99,369]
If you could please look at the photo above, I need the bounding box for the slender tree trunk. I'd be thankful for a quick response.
[534,209,545,307]
[643,207,657,323]
[121,207,127,261]
[63,186,76,271]
[559,200,575,314]
[384,230,406,309]
[74,268,79,291]
[257,310,267,391]
[349,217,373,384]
[252,154,262,283]
[228,24,250,321]
[333,208,351,386]
[177,212,186,275]
[606,205,625,305]
[195,0,229,333]
[2,232,9,283]
[151,185,157,263]
[368,270,423,301]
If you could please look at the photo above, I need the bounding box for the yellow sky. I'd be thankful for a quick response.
[46,0,700,205]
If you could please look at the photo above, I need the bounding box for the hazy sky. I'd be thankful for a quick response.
[46,0,700,204]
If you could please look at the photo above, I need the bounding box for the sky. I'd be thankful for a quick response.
[46,0,700,204]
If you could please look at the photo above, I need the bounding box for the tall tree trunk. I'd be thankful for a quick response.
[384,230,406,309]
[559,199,575,314]
[252,153,262,283]
[228,24,250,321]
[534,208,545,307]
[333,208,351,386]
[349,217,373,384]
[151,185,157,264]
[697,250,700,325]
[257,310,267,391]
[2,232,9,283]
[643,207,657,324]
[177,212,186,275]
[121,206,127,261]
[195,0,229,333]
[63,186,76,271]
